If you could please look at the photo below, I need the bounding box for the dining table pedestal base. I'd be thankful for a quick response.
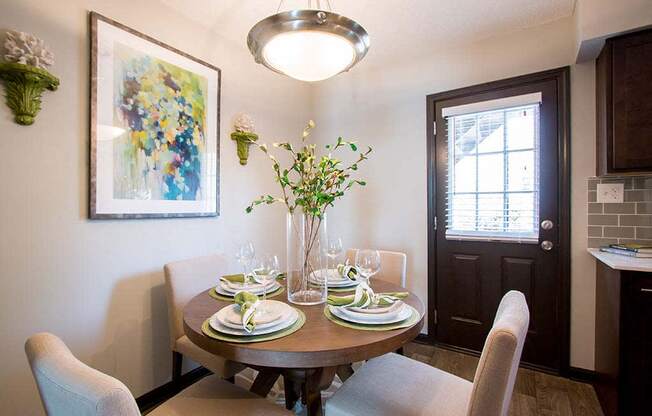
[250,366,338,416]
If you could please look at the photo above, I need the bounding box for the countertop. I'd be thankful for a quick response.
[588,248,652,272]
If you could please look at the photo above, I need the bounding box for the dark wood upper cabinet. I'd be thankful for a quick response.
[596,29,652,176]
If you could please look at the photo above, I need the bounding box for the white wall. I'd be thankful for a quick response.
[312,16,598,370]
[575,0,652,61]
[0,1,310,415]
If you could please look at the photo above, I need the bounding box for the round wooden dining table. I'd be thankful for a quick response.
[183,280,425,416]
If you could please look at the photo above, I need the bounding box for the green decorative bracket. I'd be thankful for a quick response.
[0,62,59,125]
[231,131,259,165]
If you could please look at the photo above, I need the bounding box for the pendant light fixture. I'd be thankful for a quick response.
[247,1,370,82]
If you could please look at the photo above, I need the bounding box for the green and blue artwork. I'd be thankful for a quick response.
[112,43,208,201]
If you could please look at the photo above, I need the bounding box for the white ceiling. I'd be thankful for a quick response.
[160,0,576,68]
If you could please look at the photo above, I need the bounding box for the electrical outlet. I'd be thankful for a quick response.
[596,183,624,203]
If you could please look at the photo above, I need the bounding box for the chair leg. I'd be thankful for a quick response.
[172,351,182,384]
[396,346,405,355]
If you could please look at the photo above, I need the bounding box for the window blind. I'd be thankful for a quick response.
[443,95,541,243]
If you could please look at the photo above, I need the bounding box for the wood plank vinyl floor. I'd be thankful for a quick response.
[404,343,604,416]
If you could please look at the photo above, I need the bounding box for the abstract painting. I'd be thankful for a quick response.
[90,12,220,218]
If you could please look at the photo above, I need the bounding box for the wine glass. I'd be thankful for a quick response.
[325,237,343,272]
[355,249,381,282]
[256,254,279,303]
[235,242,255,277]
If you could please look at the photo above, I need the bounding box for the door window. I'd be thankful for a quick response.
[444,95,540,242]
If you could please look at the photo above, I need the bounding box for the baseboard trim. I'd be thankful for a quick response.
[135,366,211,413]
[568,366,597,383]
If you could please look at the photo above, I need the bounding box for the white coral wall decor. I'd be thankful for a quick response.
[234,113,255,133]
[4,30,55,69]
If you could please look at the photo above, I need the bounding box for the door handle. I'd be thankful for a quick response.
[541,220,554,230]
[541,240,554,251]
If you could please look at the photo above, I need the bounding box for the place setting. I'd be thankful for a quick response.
[209,243,286,301]
[202,290,306,343]
[324,281,421,331]
[307,239,376,293]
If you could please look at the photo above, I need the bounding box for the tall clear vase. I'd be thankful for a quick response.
[286,210,327,305]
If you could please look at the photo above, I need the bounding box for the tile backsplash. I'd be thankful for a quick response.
[587,176,652,248]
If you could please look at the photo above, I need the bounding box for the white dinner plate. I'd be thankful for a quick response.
[329,303,411,324]
[309,269,359,288]
[220,301,291,330]
[210,306,299,336]
[216,281,280,296]
[347,301,404,315]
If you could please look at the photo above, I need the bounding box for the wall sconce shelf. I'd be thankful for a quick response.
[0,62,59,125]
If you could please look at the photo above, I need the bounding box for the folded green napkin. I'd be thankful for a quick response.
[221,273,248,283]
[327,282,409,308]
[337,261,359,280]
[328,291,371,307]
[233,291,260,333]
[374,292,409,306]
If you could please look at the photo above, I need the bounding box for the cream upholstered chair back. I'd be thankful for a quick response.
[164,254,228,349]
[25,333,140,416]
[467,291,530,416]
[346,249,407,287]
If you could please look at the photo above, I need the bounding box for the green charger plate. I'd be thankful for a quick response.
[209,286,285,302]
[201,308,305,343]
[324,304,421,331]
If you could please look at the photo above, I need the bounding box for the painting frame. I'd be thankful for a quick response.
[89,12,220,219]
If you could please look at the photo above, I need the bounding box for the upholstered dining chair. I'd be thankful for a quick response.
[164,254,244,382]
[25,332,290,416]
[326,290,530,416]
[346,249,407,287]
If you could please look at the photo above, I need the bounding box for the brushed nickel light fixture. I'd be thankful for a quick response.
[247,1,370,82]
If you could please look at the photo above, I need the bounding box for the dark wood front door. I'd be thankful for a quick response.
[427,68,570,372]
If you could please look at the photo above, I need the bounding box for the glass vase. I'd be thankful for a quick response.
[286,210,327,305]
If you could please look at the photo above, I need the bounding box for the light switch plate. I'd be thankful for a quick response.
[596,183,624,203]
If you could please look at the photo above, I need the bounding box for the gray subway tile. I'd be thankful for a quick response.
[588,214,619,226]
[600,178,626,184]
[624,178,634,190]
[588,238,618,248]
[619,238,652,246]
[603,203,636,214]
[588,203,603,214]
[620,215,652,226]
[633,177,652,190]
[604,226,635,238]
[624,190,645,202]
[588,191,597,203]
[588,179,599,191]
[588,226,603,237]
[637,203,652,214]
[636,227,652,240]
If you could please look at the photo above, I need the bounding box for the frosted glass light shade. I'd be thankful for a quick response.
[263,31,356,82]
[248,10,369,82]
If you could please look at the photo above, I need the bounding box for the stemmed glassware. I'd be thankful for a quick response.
[235,242,255,277]
[325,237,343,272]
[255,254,279,302]
[355,249,381,282]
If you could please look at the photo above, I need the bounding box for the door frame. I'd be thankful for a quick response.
[425,67,571,374]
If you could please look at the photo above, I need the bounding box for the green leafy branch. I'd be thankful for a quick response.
[245,120,373,219]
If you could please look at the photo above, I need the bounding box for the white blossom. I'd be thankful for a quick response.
[4,30,54,69]
[234,113,255,133]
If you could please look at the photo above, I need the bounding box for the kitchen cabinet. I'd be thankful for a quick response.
[596,29,652,175]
